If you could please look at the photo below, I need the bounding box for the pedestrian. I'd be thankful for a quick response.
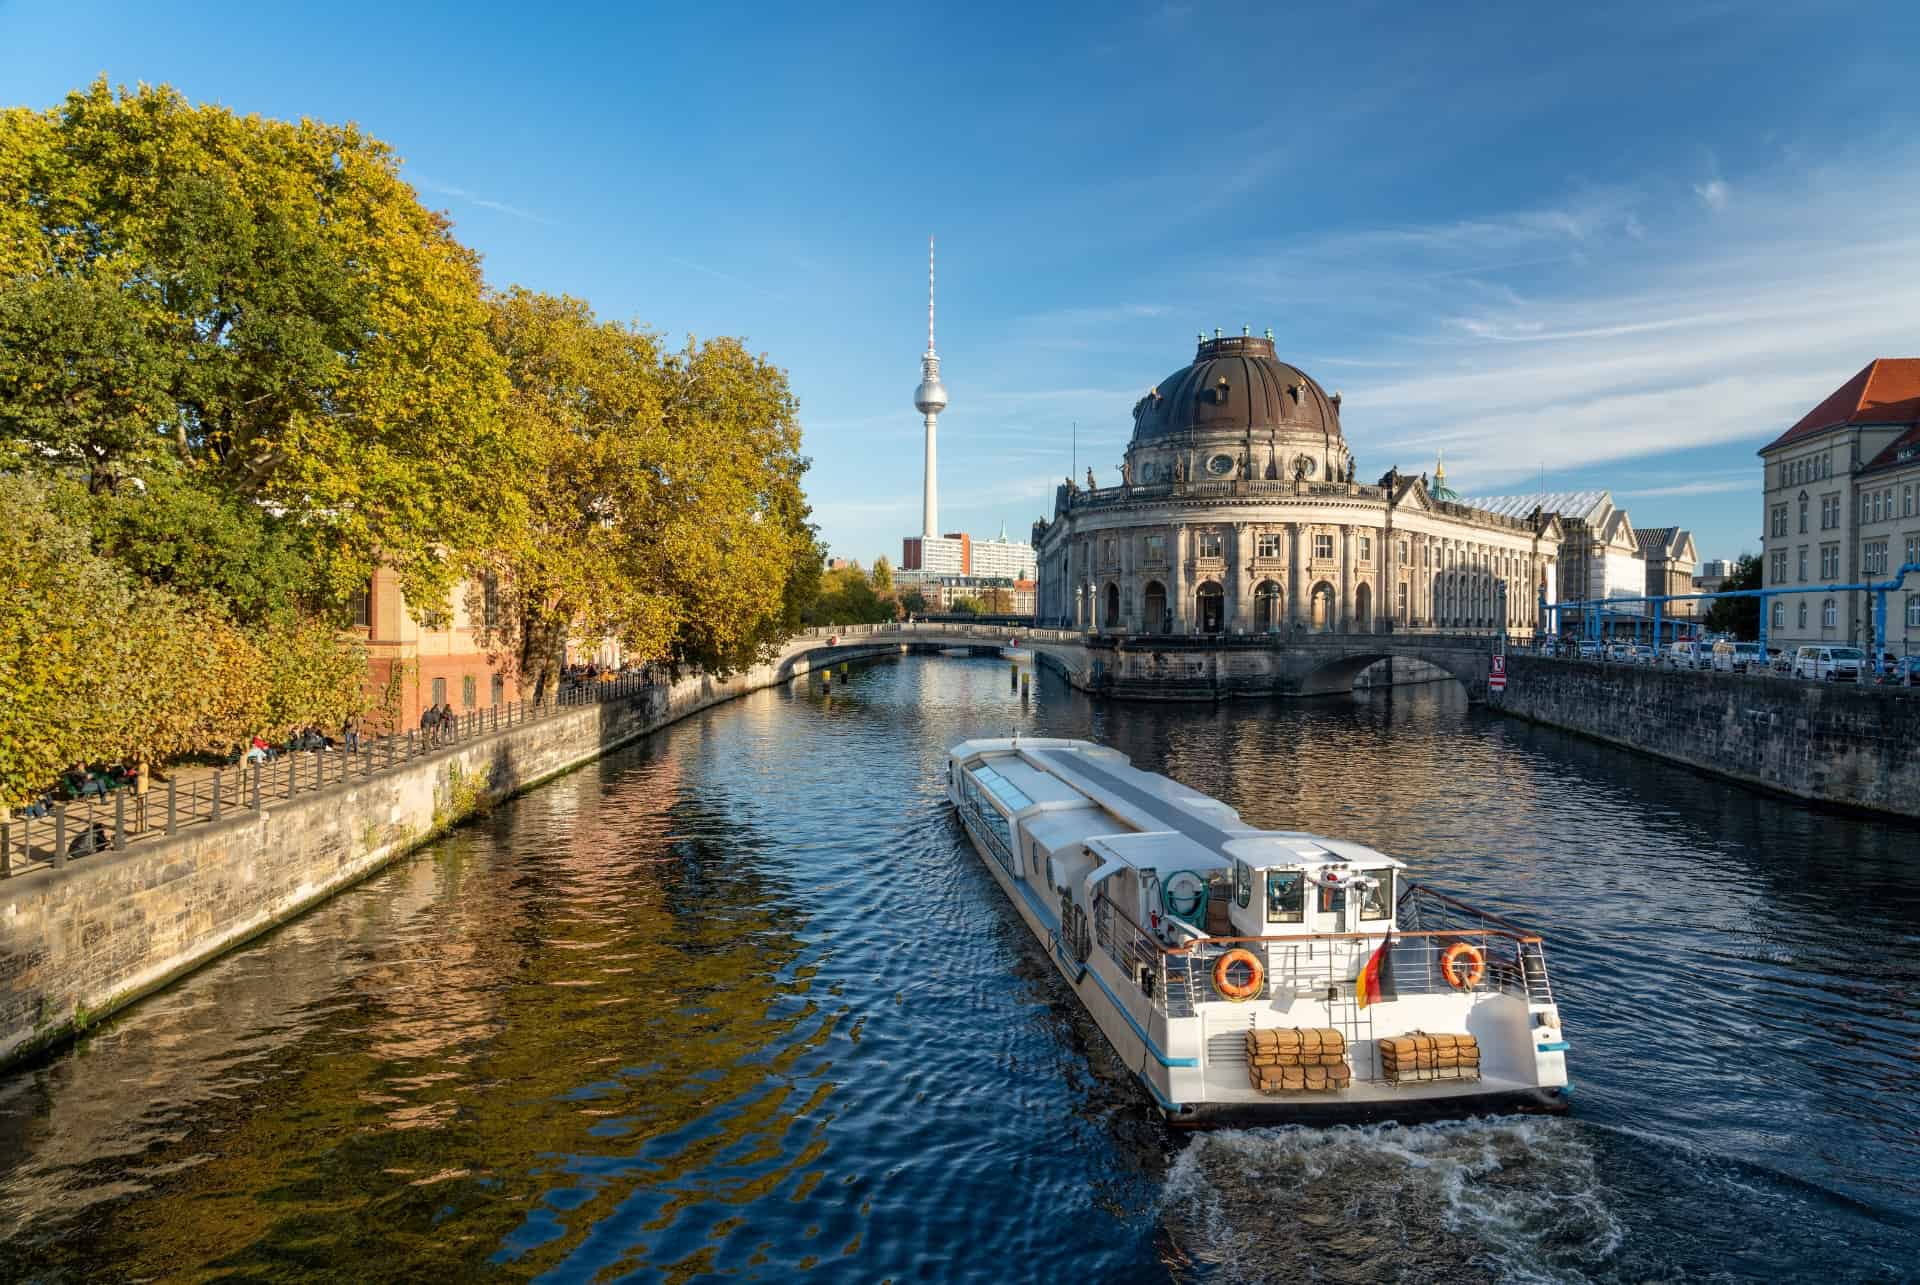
[420,703,438,747]
[343,714,361,753]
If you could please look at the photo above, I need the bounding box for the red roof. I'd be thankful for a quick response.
[1761,358,1920,453]
[1863,424,1920,474]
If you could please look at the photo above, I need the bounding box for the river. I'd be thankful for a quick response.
[1,655,1915,1282]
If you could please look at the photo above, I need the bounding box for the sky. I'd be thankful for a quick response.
[5,1,1919,567]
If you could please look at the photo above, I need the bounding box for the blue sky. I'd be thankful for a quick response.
[5,1,1919,567]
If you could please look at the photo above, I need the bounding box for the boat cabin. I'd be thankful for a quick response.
[1220,836,1406,940]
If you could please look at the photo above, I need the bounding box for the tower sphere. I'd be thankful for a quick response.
[914,376,948,414]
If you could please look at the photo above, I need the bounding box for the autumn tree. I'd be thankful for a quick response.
[480,292,820,697]
[0,78,518,610]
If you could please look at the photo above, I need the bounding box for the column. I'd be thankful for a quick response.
[1288,522,1305,627]
[1338,527,1354,632]
[1228,523,1248,632]
[1174,527,1191,634]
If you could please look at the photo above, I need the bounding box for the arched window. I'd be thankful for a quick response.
[1103,582,1120,629]
[1254,580,1282,632]
[1772,601,1784,630]
[1798,601,1808,628]
[1142,581,1168,634]
[1822,598,1837,627]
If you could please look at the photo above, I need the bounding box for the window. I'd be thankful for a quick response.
[1257,532,1283,558]
[462,675,477,709]
[1397,582,1408,618]
[1314,533,1334,559]
[1359,536,1372,561]
[1145,533,1166,561]
[1907,535,1919,565]
[1798,601,1807,628]
[1865,541,1888,574]
[1820,545,1836,578]
[349,587,372,629]
[491,673,505,707]
[1908,595,1920,628]
[1265,871,1303,924]
[1771,551,1788,584]
[482,573,501,628]
[1821,495,1838,530]
[1234,861,1253,909]
[1772,601,1785,630]
[1102,537,1116,563]
[1771,506,1787,538]
[1360,870,1395,920]
[1197,532,1223,559]
[1399,539,1409,565]
[431,676,447,706]
[1906,484,1914,516]
[1822,598,1837,628]
[1797,548,1807,581]
[1799,496,1809,533]
[1316,880,1346,916]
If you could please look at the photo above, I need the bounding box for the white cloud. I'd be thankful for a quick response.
[1694,178,1730,210]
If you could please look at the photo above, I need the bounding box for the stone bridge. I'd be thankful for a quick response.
[791,624,1499,703]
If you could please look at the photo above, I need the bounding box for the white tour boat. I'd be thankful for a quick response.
[946,737,1571,1126]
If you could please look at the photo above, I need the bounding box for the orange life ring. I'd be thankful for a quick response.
[1212,948,1265,1002]
[1440,942,1486,990]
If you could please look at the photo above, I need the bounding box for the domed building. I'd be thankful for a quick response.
[1033,332,1562,637]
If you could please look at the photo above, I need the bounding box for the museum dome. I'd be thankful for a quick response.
[1129,334,1342,444]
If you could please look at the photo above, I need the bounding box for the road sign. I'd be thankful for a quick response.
[1489,655,1507,692]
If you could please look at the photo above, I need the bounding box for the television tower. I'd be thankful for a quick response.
[913,235,948,538]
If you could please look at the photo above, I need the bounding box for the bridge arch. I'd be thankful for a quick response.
[1294,646,1488,699]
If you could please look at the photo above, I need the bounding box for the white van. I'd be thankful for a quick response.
[1792,645,1865,681]
[1712,641,1765,673]
[1667,640,1707,669]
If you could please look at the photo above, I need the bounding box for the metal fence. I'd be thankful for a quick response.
[1,670,660,880]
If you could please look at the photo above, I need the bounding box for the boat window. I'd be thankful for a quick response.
[1234,861,1253,909]
[969,765,1034,813]
[1265,871,1303,923]
[1359,870,1394,920]
[1316,880,1346,916]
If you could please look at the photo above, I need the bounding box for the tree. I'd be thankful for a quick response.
[479,292,820,697]
[871,556,893,593]
[899,588,928,616]
[949,596,984,615]
[806,565,893,625]
[981,586,1014,614]
[1703,554,1761,638]
[0,79,519,611]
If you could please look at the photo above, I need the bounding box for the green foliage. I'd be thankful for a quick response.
[64,472,316,623]
[481,292,820,689]
[805,565,894,626]
[948,596,985,615]
[1703,554,1761,639]
[0,476,361,808]
[898,588,927,615]
[0,78,519,610]
[870,556,893,593]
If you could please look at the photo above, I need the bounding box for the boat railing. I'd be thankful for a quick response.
[1091,892,1551,1016]
[1398,881,1555,1006]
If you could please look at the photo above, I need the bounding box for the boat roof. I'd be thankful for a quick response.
[950,738,1404,872]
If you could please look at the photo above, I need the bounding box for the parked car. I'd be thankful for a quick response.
[1877,656,1920,686]
[1630,645,1657,665]
[1665,640,1707,669]
[1792,645,1866,681]
[1605,641,1632,663]
[1711,640,1766,673]
[1576,640,1603,660]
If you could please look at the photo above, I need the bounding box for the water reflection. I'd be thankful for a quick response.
[0,657,1914,1281]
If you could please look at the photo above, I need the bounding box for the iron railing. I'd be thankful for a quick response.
[1,671,664,880]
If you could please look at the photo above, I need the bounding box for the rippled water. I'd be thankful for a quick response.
[1,656,1916,1282]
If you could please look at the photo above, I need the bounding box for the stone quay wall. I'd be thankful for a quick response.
[1489,656,1920,820]
[0,636,894,1072]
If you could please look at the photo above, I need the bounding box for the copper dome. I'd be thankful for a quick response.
[1130,335,1342,443]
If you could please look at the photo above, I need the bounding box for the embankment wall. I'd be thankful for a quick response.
[1489,656,1920,820]
[0,639,892,1070]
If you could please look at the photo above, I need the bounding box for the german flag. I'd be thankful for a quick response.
[1356,933,1396,1008]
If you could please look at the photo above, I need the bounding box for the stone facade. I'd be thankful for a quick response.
[1759,358,1920,653]
[1034,335,1561,636]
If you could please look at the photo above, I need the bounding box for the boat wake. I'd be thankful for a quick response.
[1158,1118,1621,1284]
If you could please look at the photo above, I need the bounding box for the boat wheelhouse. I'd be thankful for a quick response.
[947,737,1570,1126]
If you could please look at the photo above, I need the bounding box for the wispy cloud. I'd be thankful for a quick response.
[410,176,556,226]
[1617,477,1753,499]
[1694,178,1730,211]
